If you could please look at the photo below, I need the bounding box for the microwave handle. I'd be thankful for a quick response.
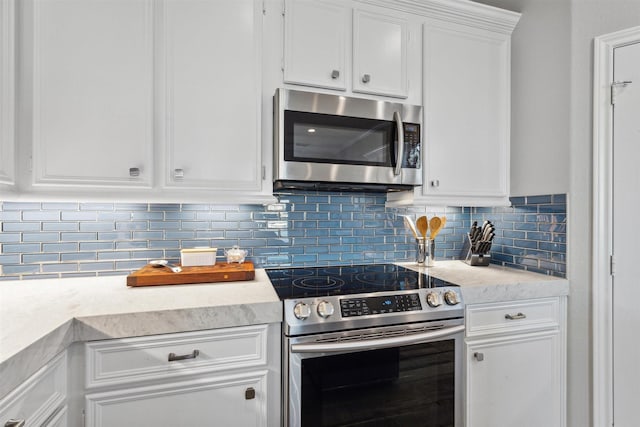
[393,111,404,176]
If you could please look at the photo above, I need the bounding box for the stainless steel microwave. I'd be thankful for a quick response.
[273,88,422,192]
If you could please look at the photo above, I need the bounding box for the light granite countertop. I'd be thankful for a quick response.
[0,269,282,399]
[400,260,569,304]
[0,261,568,400]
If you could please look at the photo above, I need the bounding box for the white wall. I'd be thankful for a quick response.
[475,0,571,197]
[569,3,640,427]
[475,1,640,426]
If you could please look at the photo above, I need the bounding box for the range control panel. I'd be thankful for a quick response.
[340,293,422,317]
[283,287,464,337]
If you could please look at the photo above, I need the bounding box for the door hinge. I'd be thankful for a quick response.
[611,80,633,105]
[262,0,266,15]
[610,254,616,276]
[262,165,266,181]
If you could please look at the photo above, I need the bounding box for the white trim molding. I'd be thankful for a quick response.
[592,25,640,427]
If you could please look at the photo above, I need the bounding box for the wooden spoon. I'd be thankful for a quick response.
[429,216,443,239]
[416,216,428,239]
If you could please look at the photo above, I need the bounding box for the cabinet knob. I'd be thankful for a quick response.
[331,69,340,79]
[362,73,371,83]
[129,167,141,177]
[5,420,26,427]
[174,168,184,180]
[245,387,256,400]
[473,352,484,362]
[430,180,440,187]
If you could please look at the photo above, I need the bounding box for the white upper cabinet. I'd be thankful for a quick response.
[25,0,154,188]
[283,0,348,91]
[422,20,511,205]
[281,0,418,102]
[13,0,269,201]
[159,0,263,192]
[0,0,15,187]
[387,5,520,207]
[352,10,407,98]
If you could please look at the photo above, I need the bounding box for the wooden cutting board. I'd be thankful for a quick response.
[127,262,255,287]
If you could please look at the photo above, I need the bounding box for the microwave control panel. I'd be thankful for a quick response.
[402,123,421,169]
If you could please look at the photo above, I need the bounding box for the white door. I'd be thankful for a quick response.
[466,332,562,427]
[420,20,510,205]
[160,0,263,191]
[283,0,348,91]
[612,41,640,427]
[86,372,267,426]
[352,9,407,98]
[26,0,153,187]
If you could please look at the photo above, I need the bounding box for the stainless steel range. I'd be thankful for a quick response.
[266,264,464,427]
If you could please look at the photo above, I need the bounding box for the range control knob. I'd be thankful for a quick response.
[444,290,460,305]
[426,292,442,308]
[317,300,335,318]
[293,302,311,320]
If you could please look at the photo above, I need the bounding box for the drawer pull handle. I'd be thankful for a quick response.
[473,352,484,362]
[505,312,527,320]
[245,387,256,400]
[5,420,25,427]
[168,349,200,362]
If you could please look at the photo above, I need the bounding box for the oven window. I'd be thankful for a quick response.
[301,340,455,427]
[284,110,395,166]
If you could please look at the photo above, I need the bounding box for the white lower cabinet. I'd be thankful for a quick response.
[86,371,267,427]
[0,351,67,427]
[83,324,280,427]
[465,297,566,427]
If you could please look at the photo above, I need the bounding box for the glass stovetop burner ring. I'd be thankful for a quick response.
[292,276,345,290]
[266,263,457,300]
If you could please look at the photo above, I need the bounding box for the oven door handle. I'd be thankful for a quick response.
[290,324,465,354]
[393,111,404,176]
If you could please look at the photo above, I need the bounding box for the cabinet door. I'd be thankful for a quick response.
[283,0,348,90]
[421,20,510,206]
[85,371,267,427]
[0,352,66,427]
[0,0,15,186]
[26,0,153,187]
[466,332,563,427]
[352,10,408,98]
[160,0,262,191]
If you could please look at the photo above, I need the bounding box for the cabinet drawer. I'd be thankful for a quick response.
[86,325,268,389]
[0,352,66,426]
[466,298,561,337]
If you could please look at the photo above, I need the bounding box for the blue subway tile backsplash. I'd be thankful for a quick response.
[0,192,567,280]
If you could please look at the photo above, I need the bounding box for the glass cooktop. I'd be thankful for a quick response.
[266,264,456,300]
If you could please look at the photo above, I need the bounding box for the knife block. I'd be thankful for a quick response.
[462,234,492,266]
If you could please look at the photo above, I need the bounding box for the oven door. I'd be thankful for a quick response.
[284,319,464,427]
